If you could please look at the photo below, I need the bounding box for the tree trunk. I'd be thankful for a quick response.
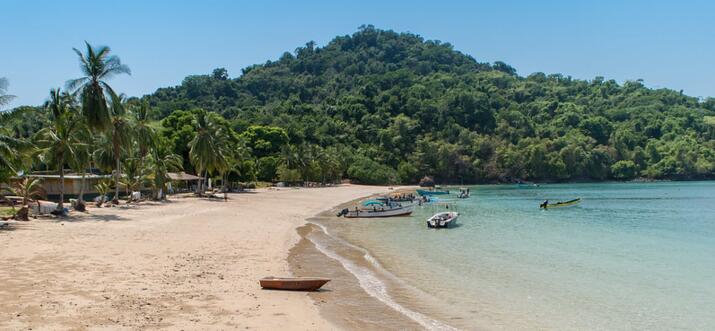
[15,205,29,222]
[75,171,86,211]
[57,160,65,213]
[114,155,121,204]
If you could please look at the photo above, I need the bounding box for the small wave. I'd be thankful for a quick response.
[307,222,458,331]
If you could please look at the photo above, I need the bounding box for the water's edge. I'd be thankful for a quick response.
[288,195,459,330]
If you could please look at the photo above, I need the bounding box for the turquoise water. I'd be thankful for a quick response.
[328,182,715,330]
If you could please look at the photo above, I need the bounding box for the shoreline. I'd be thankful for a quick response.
[290,192,461,331]
[0,184,393,330]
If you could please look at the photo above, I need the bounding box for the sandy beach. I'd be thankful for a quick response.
[0,185,392,330]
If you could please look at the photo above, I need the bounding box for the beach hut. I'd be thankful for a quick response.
[6,172,113,200]
[167,172,203,193]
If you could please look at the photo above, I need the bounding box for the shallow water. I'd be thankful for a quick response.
[315,182,715,330]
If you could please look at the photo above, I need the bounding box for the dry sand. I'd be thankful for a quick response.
[0,185,392,330]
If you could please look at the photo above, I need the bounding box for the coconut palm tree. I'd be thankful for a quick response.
[0,134,29,182]
[107,94,133,203]
[0,77,16,108]
[66,42,130,131]
[147,146,183,200]
[34,89,84,214]
[188,110,230,194]
[69,123,92,211]
[132,102,156,161]
[9,177,45,206]
[94,180,111,207]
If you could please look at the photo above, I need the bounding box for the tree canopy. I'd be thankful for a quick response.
[141,26,715,183]
[5,26,715,185]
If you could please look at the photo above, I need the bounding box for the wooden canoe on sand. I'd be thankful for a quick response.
[259,277,330,291]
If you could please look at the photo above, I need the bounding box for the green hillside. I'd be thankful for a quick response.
[144,26,715,183]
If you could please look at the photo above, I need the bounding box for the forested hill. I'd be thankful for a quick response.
[145,25,715,183]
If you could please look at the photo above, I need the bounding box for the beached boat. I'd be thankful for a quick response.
[417,189,450,196]
[540,198,581,209]
[259,277,330,291]
[427,211,459,228]
[339,203,415,218]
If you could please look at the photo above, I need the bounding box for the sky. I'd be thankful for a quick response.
[2,0,715,109]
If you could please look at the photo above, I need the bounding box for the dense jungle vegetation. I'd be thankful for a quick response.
[4,26,715,188]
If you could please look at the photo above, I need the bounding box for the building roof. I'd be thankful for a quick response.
[21,173,112,180]
[167,172,202,181]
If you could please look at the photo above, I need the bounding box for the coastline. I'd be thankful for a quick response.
[0,184,392,330]
[290,193,462,331]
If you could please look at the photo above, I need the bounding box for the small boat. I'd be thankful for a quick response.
[259,277,330,291]
[340,203,415,218]
[427,211,459,228]
[417,189,450,196]
[540,198,581,209]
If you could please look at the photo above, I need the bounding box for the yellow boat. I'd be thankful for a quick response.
[540,198,581,209]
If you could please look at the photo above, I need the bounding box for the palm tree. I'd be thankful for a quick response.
[0,77,16,108]
[188,110,230,194]
[69,123,92,211]
[120,157,148,201]
[9,177,45,206]
[147,147,183,200]
[132,102,156,161]
[66,42,130,131]
[35,89,84,214]
[94,180,111,207]
[0,134,30,183]
[107,94,132,203]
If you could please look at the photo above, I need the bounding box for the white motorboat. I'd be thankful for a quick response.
[339,203,415,218]
[427,211,459,228]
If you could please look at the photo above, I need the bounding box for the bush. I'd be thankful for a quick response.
[397,162,419,184]
[277,165,302,183]
[347,158,397,185]
[611,160,638,180]
[256,156,280,182]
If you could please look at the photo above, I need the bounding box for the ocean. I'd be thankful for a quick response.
[299,182,715,330]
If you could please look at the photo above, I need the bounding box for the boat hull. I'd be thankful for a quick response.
[427,212,459,228]
[344,204,415,218]
[541,198,581,209]
[417,189,450,196]
[259,277,330,291]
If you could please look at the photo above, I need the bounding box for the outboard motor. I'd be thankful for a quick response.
[336,208,349,217]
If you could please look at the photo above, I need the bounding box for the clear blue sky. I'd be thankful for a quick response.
[2,0,714,108]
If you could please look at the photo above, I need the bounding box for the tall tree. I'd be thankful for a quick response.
[66,42,130,131]
[35,89,83,213]
[0,77,16,108]
[107,94,133,203]
[147,142,183,200]
[188,110,230,193]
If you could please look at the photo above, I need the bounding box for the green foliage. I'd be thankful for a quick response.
[66,42,130,131]
[347,156,397,185]
[240,125,289,158]
[4,28,715,188]
[256,156,280,181]
[140,27,715,183]
[611,160,638,180]
[276,164,301,183]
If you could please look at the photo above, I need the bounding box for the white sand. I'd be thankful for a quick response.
[0,185,391,330]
